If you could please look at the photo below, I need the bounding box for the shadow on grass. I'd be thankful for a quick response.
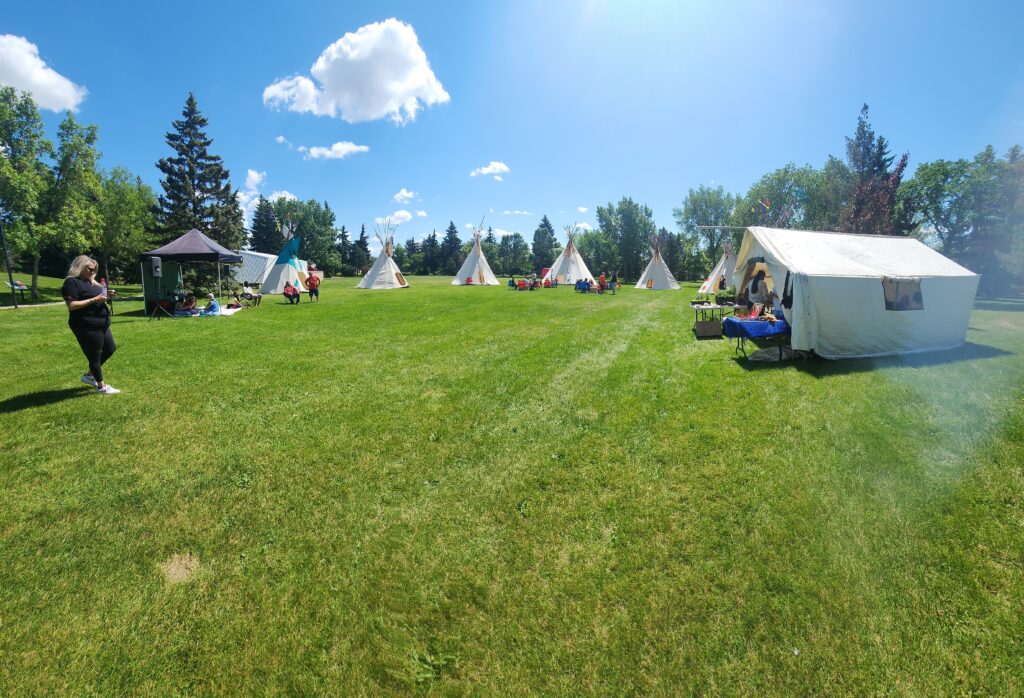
[974,299,1024,313]
[0,387,90,414]
[735,341,1012,375]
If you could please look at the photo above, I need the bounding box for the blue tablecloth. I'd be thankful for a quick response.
[722,315,791,339]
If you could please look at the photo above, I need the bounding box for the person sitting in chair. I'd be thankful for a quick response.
[283,281,301,304]
[241,284,262,305]
[745,270,769,310]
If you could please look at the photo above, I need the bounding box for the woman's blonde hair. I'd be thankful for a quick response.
[67,255,99,280]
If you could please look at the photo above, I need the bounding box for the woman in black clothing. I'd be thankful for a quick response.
[62,255,120,394]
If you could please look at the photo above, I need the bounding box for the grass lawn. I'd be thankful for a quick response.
[1,275,1022,694]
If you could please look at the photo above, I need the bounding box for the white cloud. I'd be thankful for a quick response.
[262,18,449,125]
[469,161,509,177]
[493,175,503,182]
[577,222,593,231]
[501,210,531,216]
[464,223,474,230]
[275,135,294,149]
[577,206,588,213]
[416,210,427,217]
[297,141,369,160]
[236,169,270,223]
[392,187,417,203]
[0,35,87,111]
[245,169,266,191]
[375,209,413,225]
[491,228,517,238]
[269,190,297,202]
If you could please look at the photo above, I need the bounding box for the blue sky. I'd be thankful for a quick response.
[3,0,1023,250]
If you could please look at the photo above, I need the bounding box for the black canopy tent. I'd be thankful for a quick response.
[139,229,243,310]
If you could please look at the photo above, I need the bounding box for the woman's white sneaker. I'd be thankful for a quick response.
[96,384,121,394]
[81,374,97,386]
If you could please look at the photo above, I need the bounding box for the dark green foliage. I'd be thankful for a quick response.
[531,215,558,269]
[596,197,656,281]
[155,94,245,251]
[673,186,736,267]
[440,221,463,275]
[839,105,912,235]
[95,167,157,282]
[249,196,279,254]
[420,231,440,273]
[575,227,619,277]
[351,225,371,272]
[903,145,1024,296]
[497,232,531,274]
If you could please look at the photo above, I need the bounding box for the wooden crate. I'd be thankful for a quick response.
[694,319,722,338]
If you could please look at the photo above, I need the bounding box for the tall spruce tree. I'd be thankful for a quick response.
[440,221,462,274]
[421,231,440,273]
[840,104,912,235]
[249,196,279,253]
[155,93,245,250]
[350,224,371,271]
[531,215,558,269]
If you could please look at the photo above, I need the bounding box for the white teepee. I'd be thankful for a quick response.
[542,225,594,284]
[635,234,680,290]
[698,248,737,294]
[452,224,499,286]
[357,220,409,289]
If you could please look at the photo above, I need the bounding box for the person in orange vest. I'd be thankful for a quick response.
[306,264,321,302]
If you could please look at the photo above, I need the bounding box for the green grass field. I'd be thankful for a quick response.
[2,276,1022,694]
[0,271,141,307]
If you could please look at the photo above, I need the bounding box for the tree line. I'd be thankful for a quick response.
[2,91,1020,299]
[671,105,1023,296]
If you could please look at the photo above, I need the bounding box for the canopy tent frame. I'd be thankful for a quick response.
[139,229,242,312]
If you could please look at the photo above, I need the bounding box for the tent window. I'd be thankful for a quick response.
[882,277,923,311]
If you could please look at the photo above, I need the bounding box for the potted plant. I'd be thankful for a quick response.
[715,286,736,305]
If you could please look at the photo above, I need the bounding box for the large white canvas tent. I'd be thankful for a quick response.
[733,226,979,359]
[452,227,499,285]
[636,235,680,290]
[260,235,309,294]
[235,250,277,286]
[699,249,738,293]
[542,225,594,284]
[357,222,408,289]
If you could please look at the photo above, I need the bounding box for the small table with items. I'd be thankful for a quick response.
[691,303,743,338]
[722,315,792,357]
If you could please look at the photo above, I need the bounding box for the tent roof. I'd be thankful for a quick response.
[741,227,976,278]
[140,229,243,263]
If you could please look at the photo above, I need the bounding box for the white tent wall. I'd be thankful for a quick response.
[699,251,737,293]
[733,227,979,359]
[235,251,277,286]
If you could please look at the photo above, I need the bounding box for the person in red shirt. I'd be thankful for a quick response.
[283,281,300,304]
[306,267,321,302]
